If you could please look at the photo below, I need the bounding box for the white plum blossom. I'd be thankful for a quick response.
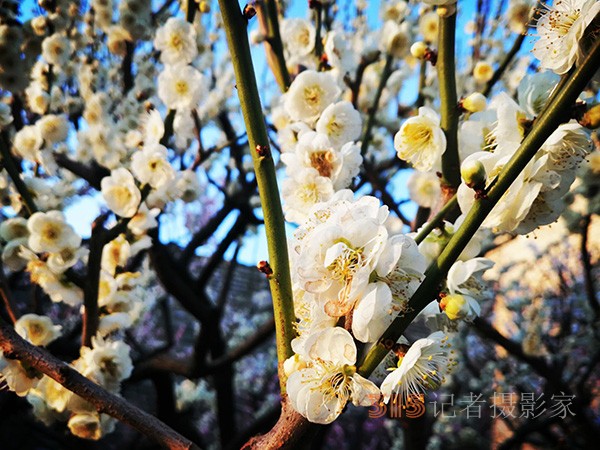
[284,70,341,123]
[324,30,357,73]
[315,101,362,149]
[141,109,165,145]
[286,327,379,424]
[13,125,43,161]
[407,171,442,208]
[79,337,133,391]
[14,314,62,347]
[394,107,447,172]
[281,18,316,59]
[27,211,81,254]
[0,217,29,242]
[532,0,600,74]
[380,21,411,58]
[282,168,335,224]
[131,144,176,188]
[158,64,206,110]
[278,121,312,153]
[517,71,560,116]
[419,12,439,43]
[154,17,198,65]
[352,281,395,343]
[37,114,69,144]
[380,331,454,403]
[292,193,391,317]
[101,168,142,218]
[128,203,159,235]
[41,33,71,66]
[0,355,42,397]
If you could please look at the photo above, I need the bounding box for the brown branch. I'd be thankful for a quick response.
[150,238,213,323]
[195,212,252,291]
[81,215,107,347]
[580,214,599,318]
[180,200,235,264]
[122,40,135,94]
[227,402,281,450]
[131,317,275,379]
[348,51,381,108]
[362,160,411,226]
[471,317,551,377]
[152,0,178,25]
[55,153,110,190]
[482,32,526,97]
[0,132,37,216]
[242,398,315,449]
[0,260,18,324]
[0,320,200,450]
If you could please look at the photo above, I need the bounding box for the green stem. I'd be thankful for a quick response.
[218,0,296,393]
[360,54,394,157]
[0,133,38,216]
[359,36,600,377]
[438,9,461,190]
[414,195,458,245]
[261,0,291,91]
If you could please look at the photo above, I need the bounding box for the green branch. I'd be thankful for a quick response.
[437,9,461,190]
[217,0,296,393]
[414,195,458,245]
[259,0,291,91]
[359,36,600,377]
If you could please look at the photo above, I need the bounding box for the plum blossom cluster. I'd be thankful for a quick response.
[457,86,592,234]
[283,192,476,423]
[276,70,363,223]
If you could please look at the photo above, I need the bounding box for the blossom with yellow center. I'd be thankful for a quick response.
[287,327,380,424]
[153,17,198,65]
[380,331,454,403]
[27,210,81,254]
[394,106,447,172]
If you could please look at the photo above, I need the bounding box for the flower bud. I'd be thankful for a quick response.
[462,92,487,113]
[473,61,494,83]
[410,41,428,59]
[580,104,600,129]
[437,4,457,17]
[199,1,211,13]
[461,159,487,189]
[440,294,468,321]
[68,413,102,440]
